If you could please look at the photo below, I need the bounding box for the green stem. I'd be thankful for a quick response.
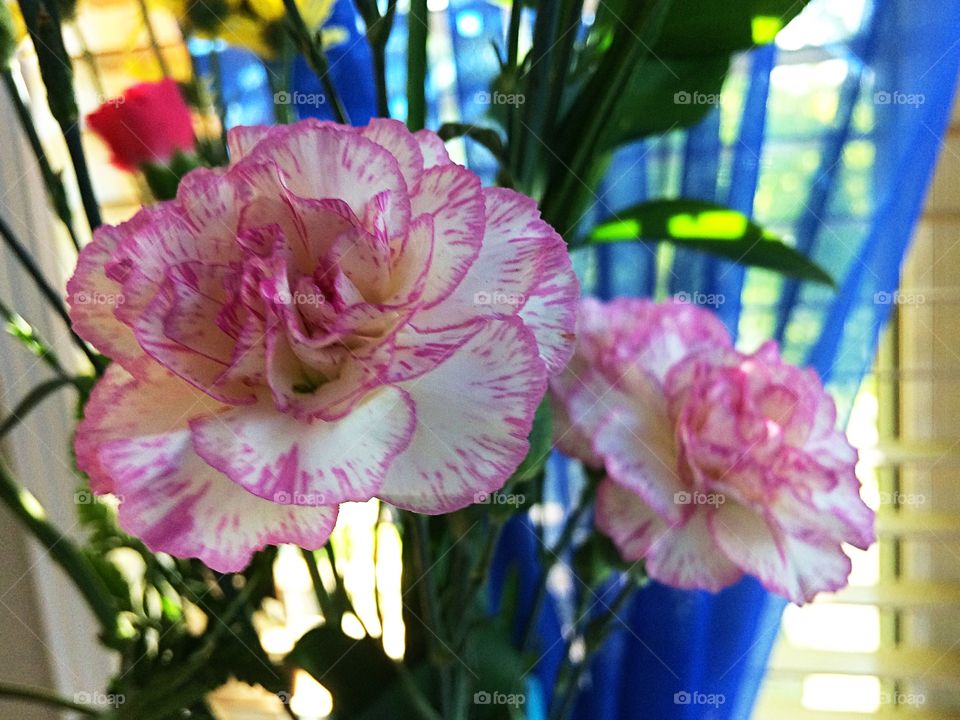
[520,483,595,651]
[410,515,451,718]
[208,46,229,144]
[506,0,522,69]
[0,682,102,717]
[550,581,635,720]
[18,0,102,231]
[2,69,82,251]
[0,298,69,378]
[301,547,335,619]
[405,0,428,131]
[0,463,123,646]
[0,376,79,439]
[282,0,349,124]
[541,0,673,230]
[64,122,102,232]
[136,0,171,77]
[266,54,296,125]
[0,213,104,370]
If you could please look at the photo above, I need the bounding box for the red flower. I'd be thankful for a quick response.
[87,79,195,171]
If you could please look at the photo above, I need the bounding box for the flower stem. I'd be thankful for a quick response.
[353,0,397,118]
[0,682,102,717]
[520,482,596,651]
[0,376,80,439]
[550,580,636,720]
[405,0,428,131]
[301,547,336,619]
[136,0,170,78]
[0,462,123,647]
[540,0,673,231]
[17,0,102,232]
[2,69,82,251]
[0,213,105,372]
[0,297,69,378]
[282,0,350,124]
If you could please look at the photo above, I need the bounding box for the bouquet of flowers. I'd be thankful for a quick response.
[0,0,874,718]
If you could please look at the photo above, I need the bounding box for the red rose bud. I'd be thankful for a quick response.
[87,79,196,172]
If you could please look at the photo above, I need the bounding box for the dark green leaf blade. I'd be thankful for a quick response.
[587,199,834,286]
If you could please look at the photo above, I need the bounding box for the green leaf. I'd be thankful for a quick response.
[508,400,553,486]
[437,122,507,162]
[594,0,810,56]
[584,0,812,147]
[288,624,403,717]
[586,200,834,286]
[600,54,729,145]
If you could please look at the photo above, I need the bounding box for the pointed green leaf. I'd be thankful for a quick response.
[586,199,834,286]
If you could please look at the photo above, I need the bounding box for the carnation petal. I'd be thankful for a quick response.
[76,362,334,571]
[710,502,853,604]
[409,164,485,306]
[190,386,417,505]
[68,224,142,369]
[360,118,424,190]
[378,318,548,513]
[414,128,451,168]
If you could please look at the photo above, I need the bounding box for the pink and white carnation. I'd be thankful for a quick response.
[69,118,578,572]
[551,298,874,604]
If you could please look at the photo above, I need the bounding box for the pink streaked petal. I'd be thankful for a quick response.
[581,297,732,385]
[593,391,685,521]
[551,393,602,467]
[409,164,485,306]
[360,118,424,191]
[516,238,579,375]
[133,272,252,405]
[377,318,548,513]
[115,448,338,573]
[190,386,416,505]
[379,321,485,383]
[237,123,410,235]
[595,479,668,561]
[710,502,853,604]
[386,215,434,305]
[75,360,224,494]
[68,224,141,368]
[411,189,552,331]
[645,508,744,592]
[549,361,635,453]
[414,128,451,169]
[227,124,271,160]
